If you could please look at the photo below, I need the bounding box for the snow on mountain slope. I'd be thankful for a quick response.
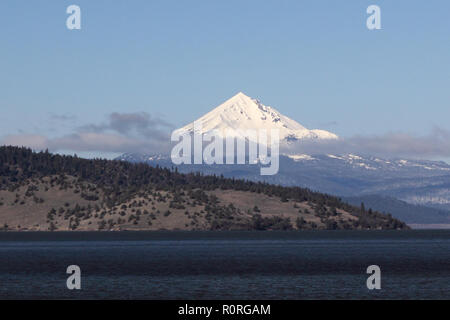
[174,92,338,143]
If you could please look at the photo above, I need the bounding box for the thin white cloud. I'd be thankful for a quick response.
[2,134,49,150]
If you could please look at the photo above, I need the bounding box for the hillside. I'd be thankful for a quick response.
[0,146,408,231]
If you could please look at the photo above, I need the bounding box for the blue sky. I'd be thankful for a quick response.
[1,1,450,159]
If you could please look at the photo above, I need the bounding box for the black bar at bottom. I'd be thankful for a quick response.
[0,300,445,319]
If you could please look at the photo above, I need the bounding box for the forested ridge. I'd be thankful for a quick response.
[0,146,408,231]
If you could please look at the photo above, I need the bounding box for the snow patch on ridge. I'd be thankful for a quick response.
[288,154,316,161]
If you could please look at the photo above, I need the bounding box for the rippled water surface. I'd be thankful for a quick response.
[0,230,449,299]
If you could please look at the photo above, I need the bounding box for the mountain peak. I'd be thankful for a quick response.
[219,91,258,111]
[234,91,248,98]
[175,93,338,144]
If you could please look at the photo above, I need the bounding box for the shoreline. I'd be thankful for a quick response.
[0,229,449,242]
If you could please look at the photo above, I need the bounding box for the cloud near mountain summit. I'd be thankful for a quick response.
[286,127,450,159]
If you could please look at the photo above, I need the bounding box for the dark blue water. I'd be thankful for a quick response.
[0,231,449,299]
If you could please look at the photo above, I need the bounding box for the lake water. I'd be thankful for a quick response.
[0,231,449,299]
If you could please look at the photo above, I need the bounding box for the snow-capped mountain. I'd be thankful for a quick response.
[174,92,338,144]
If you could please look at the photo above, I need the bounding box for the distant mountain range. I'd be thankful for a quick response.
[343,195,450,225]
[117,93,450,227]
